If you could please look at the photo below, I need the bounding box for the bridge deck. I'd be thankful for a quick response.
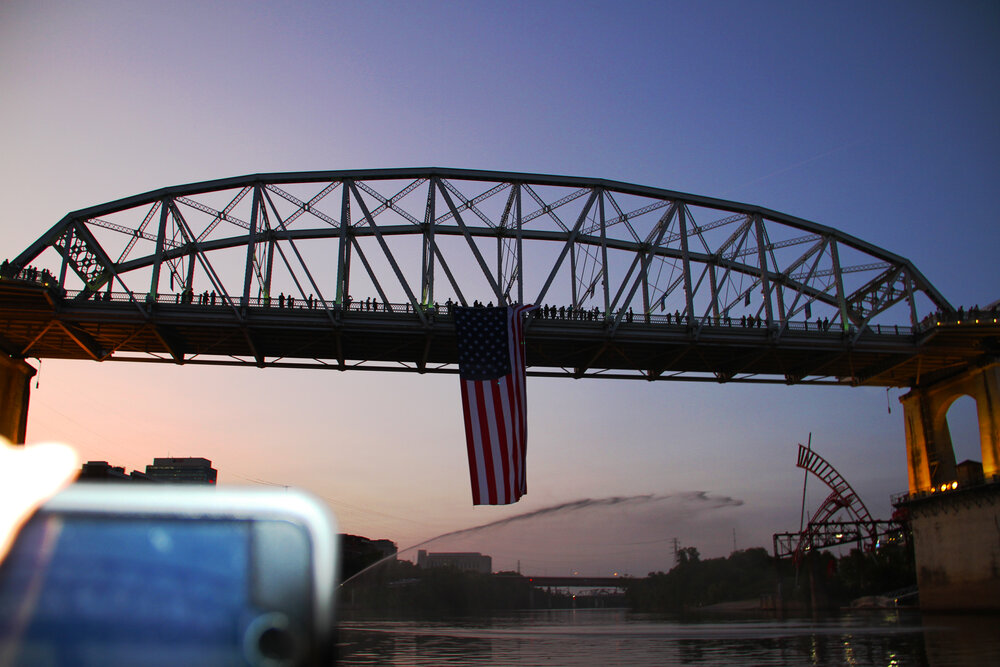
[524,575,629,588]
[1,280,996,387]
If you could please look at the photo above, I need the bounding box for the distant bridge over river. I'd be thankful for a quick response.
[523,575,630,588]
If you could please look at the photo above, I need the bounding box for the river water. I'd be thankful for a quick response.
[335,609,1000,666]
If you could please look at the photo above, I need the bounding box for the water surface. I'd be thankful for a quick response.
[336,609,1000,666]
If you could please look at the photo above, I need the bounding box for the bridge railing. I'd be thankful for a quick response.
[9,269,995,337]
[53,283,931,336]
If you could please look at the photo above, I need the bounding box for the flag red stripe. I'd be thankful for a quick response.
[460,380,483,504]
[502,362,520,500]
[491,378,512,503]
[474,380,498,505]
[511,304,530,495]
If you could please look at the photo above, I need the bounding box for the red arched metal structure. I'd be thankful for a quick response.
[793,444,879,559]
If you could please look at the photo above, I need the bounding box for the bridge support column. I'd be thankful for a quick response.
[899,358,1000,494]
[898,358,1000,611]
[0,355,35,444]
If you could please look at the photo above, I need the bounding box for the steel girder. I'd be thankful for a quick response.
[1,169,966,383]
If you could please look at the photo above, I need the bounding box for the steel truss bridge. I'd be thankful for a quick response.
[1,168,995,386]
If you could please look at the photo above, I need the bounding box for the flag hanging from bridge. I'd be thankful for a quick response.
[454,304,535,505]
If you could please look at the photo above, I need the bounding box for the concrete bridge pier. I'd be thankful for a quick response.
[898,358,1000,611]
[0,355,35,444]
[900,358,1000,492]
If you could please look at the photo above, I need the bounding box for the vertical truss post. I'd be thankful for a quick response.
[263,237,275,301]
[241,185,261,312]
[421,178,436,306]
[641,260,651,323]
[768,245,788,324]
[57,227,73,288]
[185,251,196,294]
[148,199,171,302]
[775,276,787,323]
[180,201,196,292]
[496,227,503,301]
[569,243,578,308]
[337,182,351,306]
[754,214,774,325]
[598,190,610,317]
[709,262,720,321]
[829,239,851,330]
[515,183,524,305]
[904,269,919,328]
[679,205,695,322]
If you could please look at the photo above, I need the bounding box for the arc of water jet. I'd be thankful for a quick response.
[341,491,743,586]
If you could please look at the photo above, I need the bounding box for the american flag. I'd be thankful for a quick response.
[454,304,534,505]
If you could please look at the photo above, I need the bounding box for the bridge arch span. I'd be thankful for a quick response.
[9,169,950,328]
[2,168,986,387]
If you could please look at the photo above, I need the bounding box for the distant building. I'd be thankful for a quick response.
[79,461,131,481]
[417,549,492,574]
[78,458,217,483]
[340,534,398,581]
[145,457,217,484]
[341,534,398,561]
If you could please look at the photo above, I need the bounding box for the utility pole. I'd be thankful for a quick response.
[799,433,812,533]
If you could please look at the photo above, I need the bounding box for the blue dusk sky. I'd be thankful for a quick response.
[2,1,998,576]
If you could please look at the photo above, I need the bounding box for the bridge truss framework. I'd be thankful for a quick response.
[1,168,989,387]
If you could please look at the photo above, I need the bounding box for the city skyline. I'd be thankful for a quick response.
[2,1,997,576]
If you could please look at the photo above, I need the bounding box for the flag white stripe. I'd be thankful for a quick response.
[483,379,505,504]
[496,375,515,503]
[464,379,490,503]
